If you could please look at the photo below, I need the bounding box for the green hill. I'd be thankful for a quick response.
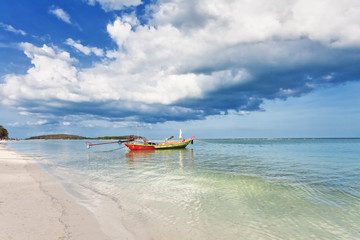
[26,134,87,140]
[26,134,136,140]
[0,125,9,139]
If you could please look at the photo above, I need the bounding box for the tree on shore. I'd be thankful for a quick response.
[0,125,9,139]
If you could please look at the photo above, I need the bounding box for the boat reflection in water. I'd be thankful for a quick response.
[125,148,195,171]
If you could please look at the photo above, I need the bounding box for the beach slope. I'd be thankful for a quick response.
[0,144,110,240]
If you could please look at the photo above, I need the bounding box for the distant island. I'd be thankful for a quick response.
[26,134,135,140]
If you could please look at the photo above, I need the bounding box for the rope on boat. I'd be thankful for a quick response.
[86,141,127,149]
[86,135,137,149]
[84,135,162,149]
[86,141,120,148]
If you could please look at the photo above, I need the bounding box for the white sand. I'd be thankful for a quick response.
[0,144,113,240]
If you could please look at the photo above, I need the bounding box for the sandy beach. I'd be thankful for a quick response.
[0,143,111,240]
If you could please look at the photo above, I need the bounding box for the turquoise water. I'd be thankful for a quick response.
[5,139,360,239]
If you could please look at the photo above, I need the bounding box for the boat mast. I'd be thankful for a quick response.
[137,123,139,138]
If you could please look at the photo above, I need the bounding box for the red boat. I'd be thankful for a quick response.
[125,137,195,151]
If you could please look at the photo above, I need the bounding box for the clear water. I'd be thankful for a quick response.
[5,139,360,239]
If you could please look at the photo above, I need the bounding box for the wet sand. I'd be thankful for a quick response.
[0,144,112,240]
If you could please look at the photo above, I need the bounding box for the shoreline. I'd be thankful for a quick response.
[0,144,116,240]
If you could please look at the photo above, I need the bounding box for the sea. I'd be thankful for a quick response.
[5,138,360,239]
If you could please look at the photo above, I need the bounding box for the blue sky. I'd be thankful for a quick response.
[1,0,360,139]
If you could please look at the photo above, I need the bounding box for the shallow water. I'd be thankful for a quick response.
[6,139,360,239]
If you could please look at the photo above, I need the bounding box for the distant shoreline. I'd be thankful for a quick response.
[3,135,360,141]
[24,134,135,140]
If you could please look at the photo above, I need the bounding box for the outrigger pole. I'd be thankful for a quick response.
[86,135,136,149]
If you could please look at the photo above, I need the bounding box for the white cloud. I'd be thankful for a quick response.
[0,22,26,36]
[2,43,85,107]
[0,40,251,128]
[107,18,132,47]
[149,0,360,48]
[2,0,360,125]
[1,41,248,108]
[87,0,142,11]
[8,122,20,127]
[290,0,360,48]
[49,7,71,24]
[65,38,104,57]
[121,12,140,26]
[26,120,48,126]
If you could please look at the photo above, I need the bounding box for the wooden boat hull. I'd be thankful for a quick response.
[125,137,195,151]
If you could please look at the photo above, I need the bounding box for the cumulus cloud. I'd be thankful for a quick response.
[8,120,52,127]
[2,0,360,126]
[65,38,104,56]
[0,22,26,36]
[27,120,49,126]
[49,6,71,24]
[2,43,84,108]
[87,0,142,11]
[150,0,360,48]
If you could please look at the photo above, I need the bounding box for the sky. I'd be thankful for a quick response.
[0,0,360,139]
